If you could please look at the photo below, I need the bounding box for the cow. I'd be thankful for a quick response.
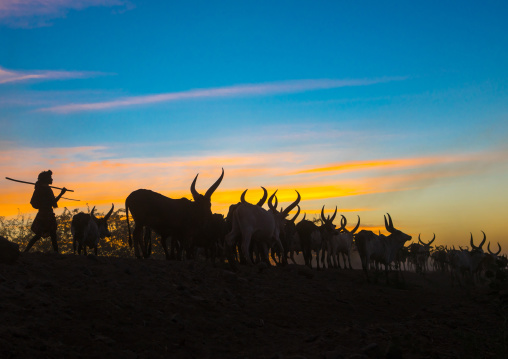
[330,215,360,269]
[279,205,300,264]
[408,233,436,273]
[225,187,268,264]
[125,168,224,259]
[194,213,227,264]
[447,232,488,286]
[481,242,503,280]
[225,190,301,269]
[296,206,336,270]
[355,213,412,283]
[71,204,114,256]
[296,213,321,269]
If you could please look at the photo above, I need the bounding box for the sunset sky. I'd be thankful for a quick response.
[1,1,507,251]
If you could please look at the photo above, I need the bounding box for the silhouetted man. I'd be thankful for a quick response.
[24,170,67,253]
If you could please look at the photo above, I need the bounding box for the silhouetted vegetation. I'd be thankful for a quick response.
[0,207,166,258]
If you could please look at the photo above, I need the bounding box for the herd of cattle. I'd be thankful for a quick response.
[70,169,507,285]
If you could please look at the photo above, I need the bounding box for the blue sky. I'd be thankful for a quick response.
[1,1,507,249]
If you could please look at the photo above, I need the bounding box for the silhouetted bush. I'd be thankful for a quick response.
[0,207,170,258]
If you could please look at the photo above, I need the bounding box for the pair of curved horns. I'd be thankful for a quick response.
[240,187,268,206]
[384,213,396,233]
[470,231,486,250]
[268,190,278,210]
[269,190,301,217]
[321,205,337,224]
[91,204,115,220]
[190,168,224,201]
[418,233,436,246]
[488,242,501,256]
[341,215,360,234]
[289,205,300,222]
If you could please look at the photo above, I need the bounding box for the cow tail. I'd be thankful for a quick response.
[126,201,132,248]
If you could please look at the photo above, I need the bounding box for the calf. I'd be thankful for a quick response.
[71,204,114,255]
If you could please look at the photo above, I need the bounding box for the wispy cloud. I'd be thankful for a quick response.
[39,77,407,113]
[0,0,133,28]
[0,66,110,84]
[2,143,506,217]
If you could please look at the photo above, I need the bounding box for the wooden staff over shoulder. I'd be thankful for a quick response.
[5,177,80,201]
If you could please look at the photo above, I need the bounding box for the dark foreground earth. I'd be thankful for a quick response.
[1,252,507,359]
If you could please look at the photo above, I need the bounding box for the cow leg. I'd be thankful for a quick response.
[132,224,144,259]
[241,231,254,266]
[161,235,171,260]
[347,251,353,269]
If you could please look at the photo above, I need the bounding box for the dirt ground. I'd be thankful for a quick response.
[1,252,507,359]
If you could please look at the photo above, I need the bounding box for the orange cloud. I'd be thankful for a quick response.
[293,153,485,176]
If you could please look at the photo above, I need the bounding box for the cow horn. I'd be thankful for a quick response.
[479,230,486,249]
[281,191,301,217]
[384,214,393,233]
[387,213,394,230]
[290,205,300,222]
[204,168,224,199]
[268,190,278,211]
[339,215,347,231]
[330,206,337,222]
[429,233,436,245]
[321,205,327,223]
[302,213,306,221]
[418,234,424,245]
[190,173,201,200]
[256,187,268,206]
[240,189,249,204]
[351,215,360,234]
[274,195,279,210]
[91,206,96,219]
[104,203,114,221]
[470,233,478,250]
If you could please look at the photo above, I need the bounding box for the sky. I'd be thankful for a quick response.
[1,0,507,251]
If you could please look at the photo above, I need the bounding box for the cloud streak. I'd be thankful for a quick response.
[0,0,132,28]
[2,143,506,217]
[0,66,109,84]
[39,77,406,113]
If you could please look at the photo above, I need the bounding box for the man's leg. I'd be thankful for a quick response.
[24,234,41,253]
[50,232,58,253]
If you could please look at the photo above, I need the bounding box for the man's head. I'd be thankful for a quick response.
[37,170,53,184]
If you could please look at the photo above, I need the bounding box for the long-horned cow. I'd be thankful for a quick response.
[125,169,224,259]
[331,215,360,269]
[225,190,301,269]
[408,233,436,273]
[295,213,322,269]
[355,213,412,283]
[71,204,114,255]
[225,187,268,264]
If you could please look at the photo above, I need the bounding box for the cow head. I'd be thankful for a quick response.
[268,190,301,235]
[240,187,268,206]
[384,213,412,244]
[91,203,114,239]
[190,168,224,218]
[320,205,339,242]
[470,231,486,253]
[339,214,360,234]
[418,233,436,252]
